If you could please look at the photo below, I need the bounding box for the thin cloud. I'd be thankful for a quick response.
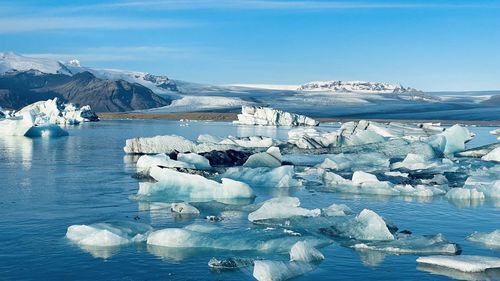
[0,16,195,33]
[24,46,199,63]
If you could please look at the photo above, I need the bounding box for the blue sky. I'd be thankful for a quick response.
[0,0,499,91]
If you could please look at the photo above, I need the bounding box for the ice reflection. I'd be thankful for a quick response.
[356,249,386,267]
[0,135,33,170]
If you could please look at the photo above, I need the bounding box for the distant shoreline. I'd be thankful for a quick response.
[98,112,500,126]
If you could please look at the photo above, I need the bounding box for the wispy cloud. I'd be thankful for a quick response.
[24,46,199,63]
[0,16,194,33]
[59,0,497,12]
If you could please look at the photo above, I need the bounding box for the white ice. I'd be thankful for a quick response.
[322,203,352,217]
[446,188,485,200]
[248,197,321,222]
[176,153,211,170]
[170,202,200,215]
[353,233,459,254]
[482,147,500,162]
[223,166,302,188]
[66,222,152,247]
[427,125,473,155]
[391,153,456,172]
[467,230,500,249]
[290,241,325,262]
[333,209,394,241]
[234,106,319,127]
[136,154,195,173]
[416,255,500,272]
[199,134,275,148]
[253,260,316,281]
[243,147,282,168]
[316,152,390,172]
[137,167,255,201]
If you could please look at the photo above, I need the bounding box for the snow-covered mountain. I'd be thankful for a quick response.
[298,80,419,94]
[0,52,178,94]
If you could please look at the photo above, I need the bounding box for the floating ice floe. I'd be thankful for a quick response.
[327,209,394,241]
[147,224,329,254]
[66,222,151,247]
[234,106,319,127]
[136,167,255,203]
[416,255,500,272]
[223,166,302,188]
[391,153,457,172]
[446,188,485,201]
[457,142,500,158]
[243,146,282,168]
[136,153,195,173]
[467,230,500,249]
[170,202,200,215]
[253,241,324,281]
[248,197,321,222]
[124,134,251,154]
[176,153,211,170]
[353,233,459,255]
[198,134,275,148]
[322,203,352,217]
[316,152,390,172]
[208,257,256,270]
[322,171,446,197]
[427,124,473,155]
[482,147,500,162]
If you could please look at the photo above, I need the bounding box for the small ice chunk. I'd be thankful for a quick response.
[171,202,200,215]
[352,171,379,185]
[322,203,352,217]
[66,222,152,247]
[391,153,456,171]
[253,260,316,281]
[316,152,390,172]
[332,209,394,241]
[416,255,500,272]
[248,197,321,222]
[290,241,325,262]
[446,188,485,200]
[136,153,194,173]
[467,230,500,249]
[482,147,500,162]
[243,146,282,168]
[177,153,211,170]
[223,166,301,188]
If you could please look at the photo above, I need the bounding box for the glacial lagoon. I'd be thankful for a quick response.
[1,120,499,281]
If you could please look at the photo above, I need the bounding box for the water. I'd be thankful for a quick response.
[0,120,499,281]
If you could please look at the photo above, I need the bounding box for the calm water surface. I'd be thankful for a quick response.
[0,120,499,280]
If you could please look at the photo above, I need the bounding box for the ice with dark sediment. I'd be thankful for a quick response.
[198,134,276,148]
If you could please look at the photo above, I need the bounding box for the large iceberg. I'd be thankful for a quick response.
[416,255,500,272]
[248,197,321,222]
[0,111,68,137]
[136,166,255,202]
[427,125,473,155]
[326,209,395,241]
[15,98,98,125]
[234,106,319,127]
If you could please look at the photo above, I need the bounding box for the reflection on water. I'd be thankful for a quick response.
[1,120,499,281]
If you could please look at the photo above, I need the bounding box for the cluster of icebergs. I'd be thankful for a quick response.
[0,98,98,137]
[68,117,500,280]
[234,106,319,127]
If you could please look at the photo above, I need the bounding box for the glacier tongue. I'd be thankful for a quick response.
[234,106,319,127]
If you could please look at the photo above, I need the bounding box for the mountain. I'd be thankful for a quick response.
[0,52,178,94]
[0,70,171,111]
[298,80,419,94]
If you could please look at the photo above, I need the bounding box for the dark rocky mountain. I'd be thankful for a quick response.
[0,70,171,111]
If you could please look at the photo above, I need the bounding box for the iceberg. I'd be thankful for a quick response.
[467,230,500,249]
[136,166,255,202]
[66,222,152,247]
[223,166,302,188]
[288,127,340,149]
[316,152,390,172]
[427,125,473,155]
[326,209,395,241]
[416,255,500,272]
[234,106,319,127]
[457,142,500,158]
[391,153,456,172]
[353,233,460,255]
[176,153,211,170]
[0,111,68,138]
[289,241,325,262]
[199,134,275,148]
[208,257,255,270]
[243,146,282,168]
[15,98,98,125]
[322,203,352,217]
[136,153,194,173]
[482,147,500,162]
[446,188,485,201]
[248,197,321,222]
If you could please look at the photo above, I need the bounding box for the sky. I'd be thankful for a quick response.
[0,0,499,91]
